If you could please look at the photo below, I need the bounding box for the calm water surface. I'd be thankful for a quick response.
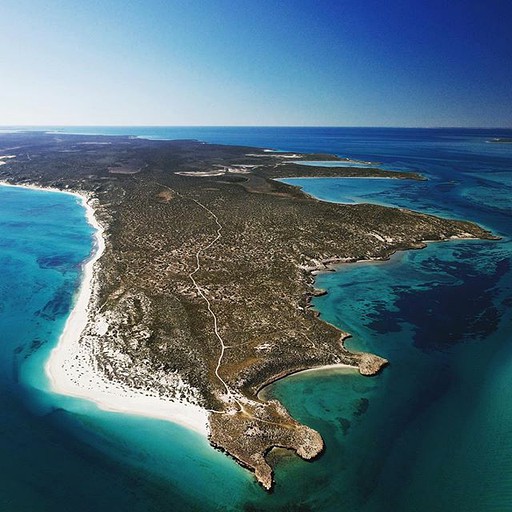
[1,127,511,511]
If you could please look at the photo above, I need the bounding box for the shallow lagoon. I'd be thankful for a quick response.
[280,176,413,207]
[262,238,512,511]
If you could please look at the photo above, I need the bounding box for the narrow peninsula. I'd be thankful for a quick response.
[0,132,495,489]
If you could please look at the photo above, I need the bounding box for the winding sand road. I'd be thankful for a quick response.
[155,182,241,408]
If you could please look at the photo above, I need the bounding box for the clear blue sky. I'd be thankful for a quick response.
[1,0,511,127]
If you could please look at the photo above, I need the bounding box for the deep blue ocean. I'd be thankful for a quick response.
[1,127,511,511]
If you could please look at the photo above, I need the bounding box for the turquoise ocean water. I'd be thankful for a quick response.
[1,127,511,511]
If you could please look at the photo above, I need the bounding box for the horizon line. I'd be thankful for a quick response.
[1,124,511,130]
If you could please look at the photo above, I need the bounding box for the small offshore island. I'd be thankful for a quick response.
[0,132,495,490]
[489,137,512,143]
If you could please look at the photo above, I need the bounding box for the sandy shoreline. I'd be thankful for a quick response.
[0,180,209,436]
[257,363,358,402]
[290,362,357,375]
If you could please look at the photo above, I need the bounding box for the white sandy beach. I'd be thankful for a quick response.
[293,363,358,375]
[0,180,209,436]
